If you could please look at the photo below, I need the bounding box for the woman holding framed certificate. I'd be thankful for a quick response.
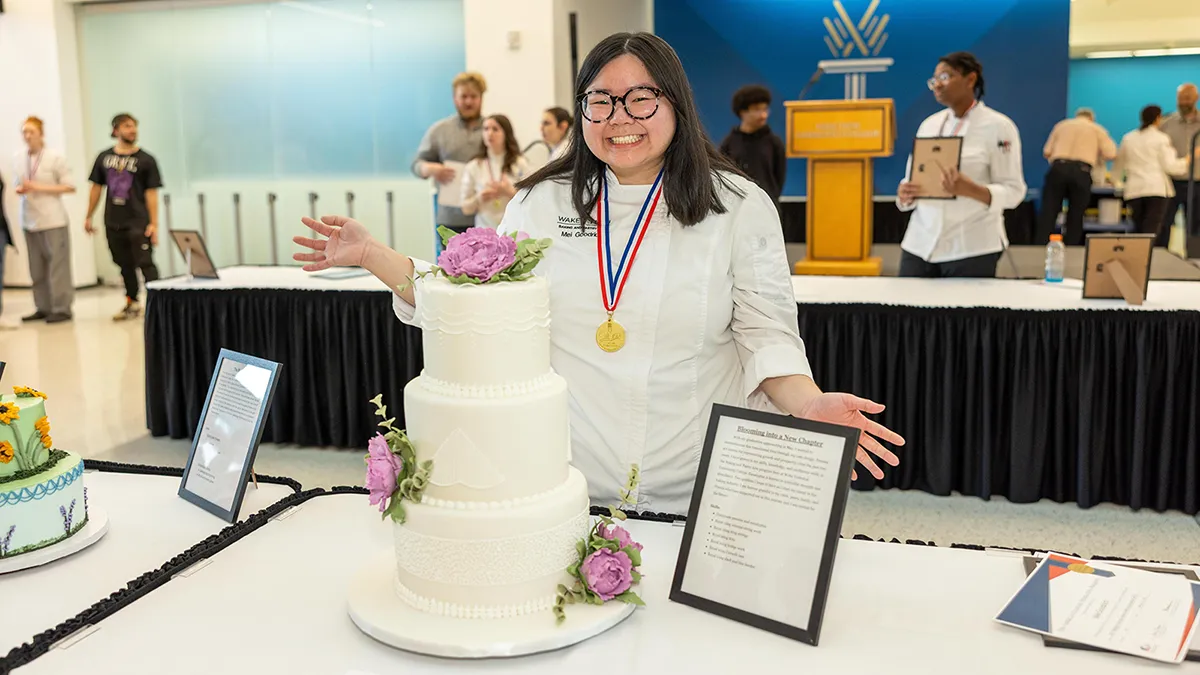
[895,52,1028,278]
[293,33,904,516]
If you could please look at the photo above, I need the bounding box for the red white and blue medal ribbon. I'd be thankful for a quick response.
[593,168,664,352]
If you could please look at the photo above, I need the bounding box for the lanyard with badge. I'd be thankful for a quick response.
[485,156,503,210]
[20,151,44,227]
[594,167,664,353]
[939,100,977,137]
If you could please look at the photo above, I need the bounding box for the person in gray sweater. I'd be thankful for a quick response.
[412,72,488,234]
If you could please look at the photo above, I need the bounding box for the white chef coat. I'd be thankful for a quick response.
[1112,127,1190,200]
[13,148,73,232]
[394,169,812,515]
[460,153,529,228]
[897,102,1027,262]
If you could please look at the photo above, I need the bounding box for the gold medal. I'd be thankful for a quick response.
[596,313,626,352]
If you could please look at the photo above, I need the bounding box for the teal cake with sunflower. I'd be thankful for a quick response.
[0,387,88,558]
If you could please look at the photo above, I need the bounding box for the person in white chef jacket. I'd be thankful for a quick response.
[294,33,904,515]
[897,52,1027,278]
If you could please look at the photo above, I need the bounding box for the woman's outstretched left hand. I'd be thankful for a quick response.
[797,393,904,481]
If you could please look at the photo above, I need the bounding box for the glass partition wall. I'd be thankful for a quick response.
[78,0,465,275]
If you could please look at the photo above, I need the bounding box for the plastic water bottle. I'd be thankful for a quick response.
[1044,234,1065,283]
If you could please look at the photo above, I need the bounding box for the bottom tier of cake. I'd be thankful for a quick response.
[393,467,591,618]
[0,451,89,558]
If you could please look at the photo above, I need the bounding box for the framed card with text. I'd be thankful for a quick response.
[669,403,859,646]
[178,349,282,522]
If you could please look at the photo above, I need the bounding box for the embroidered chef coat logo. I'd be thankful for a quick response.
[997,140,1012,153]
[557,214,596,238]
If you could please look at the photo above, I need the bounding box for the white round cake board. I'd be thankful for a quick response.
[0,507,110,575]
[347,550,636,659]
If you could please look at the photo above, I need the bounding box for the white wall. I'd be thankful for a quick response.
[0,0,98,289]
[463,0,559,154]
[463,0,653,151]
[552,0,654,110]
[1071,0,1200,55]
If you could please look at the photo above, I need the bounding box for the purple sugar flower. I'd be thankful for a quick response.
[365,433,404,512]
[436,228,517,282]
[598,523,643,552]
[581,548,634,601]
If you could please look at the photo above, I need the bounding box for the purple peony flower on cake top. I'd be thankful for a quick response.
[436,227,517,281]
[598,523,643,552]
[365,433,404,512]
[581,548,634,601]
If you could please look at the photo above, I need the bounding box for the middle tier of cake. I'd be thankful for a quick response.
[393,466,591,618]
[403,371,571,503]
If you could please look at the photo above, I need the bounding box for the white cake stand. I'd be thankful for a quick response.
[347,550,637,658]
[0,507,110,575]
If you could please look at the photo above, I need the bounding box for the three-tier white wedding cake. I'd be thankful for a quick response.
[396,275,591,618]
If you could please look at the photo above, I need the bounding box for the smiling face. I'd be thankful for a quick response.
[580,54,677,185]
[930,61,974,109]
[482,118,506,153]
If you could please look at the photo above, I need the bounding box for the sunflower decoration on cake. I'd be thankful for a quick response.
[0,441,13,464]
[0,401,18,425]
[13,386,47,400]
[35,417,52,449]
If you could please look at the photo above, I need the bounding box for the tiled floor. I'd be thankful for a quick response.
[2,285,1197,563]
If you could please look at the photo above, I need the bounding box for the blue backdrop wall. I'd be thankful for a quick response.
[654,0,1070,198]
[1068,55,1200,144]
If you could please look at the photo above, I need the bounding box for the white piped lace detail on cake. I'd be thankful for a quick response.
[427,429,505,490]
[394,578,557,619]
[415,295,550,336]
[394,508,590,586]
[419,476,571,510]
[418,372,557,399]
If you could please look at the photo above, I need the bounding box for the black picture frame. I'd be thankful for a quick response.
[178,349,282,523]
[0,361,6,382]
[1081,232,1154,300]
[668,403,859,646]
[1020,556,1200,662]
[170,229,220,279]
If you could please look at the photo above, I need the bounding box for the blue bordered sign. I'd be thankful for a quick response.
[178,349,282,523]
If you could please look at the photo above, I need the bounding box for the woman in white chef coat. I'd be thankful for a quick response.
[294,33,904,514]
[897,52,1027,278]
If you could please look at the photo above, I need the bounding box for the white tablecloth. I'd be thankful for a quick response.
[0,472,294,655]
[19,493,1198,674]
[147,266,1200,312]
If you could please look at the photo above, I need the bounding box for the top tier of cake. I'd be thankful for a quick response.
[0,390,53,479]
[414,276,552,387]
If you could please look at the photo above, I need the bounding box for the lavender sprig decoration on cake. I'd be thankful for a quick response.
[1,525,15,557]
[554,464,646,624]
[363,394,432,524]
[401,226,553,292]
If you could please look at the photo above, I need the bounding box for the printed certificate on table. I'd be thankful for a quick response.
[997,553,1200,663]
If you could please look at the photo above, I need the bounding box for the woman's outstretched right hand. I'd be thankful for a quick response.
[293,215,374,271]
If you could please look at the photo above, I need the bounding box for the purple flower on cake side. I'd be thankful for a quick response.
[60,499,76,534]
[581,548,635,601]
[598,523,643,552]
[436,227,517,282]
[365,433,403,513]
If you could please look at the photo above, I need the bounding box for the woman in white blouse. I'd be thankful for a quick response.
[460,114,529,229]
[294,33,903,514]
[1112,105,1200,247]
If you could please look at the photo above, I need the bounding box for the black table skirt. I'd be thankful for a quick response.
[145,288,1200,514]
[145,288,423,450]
[799,304,1200,514]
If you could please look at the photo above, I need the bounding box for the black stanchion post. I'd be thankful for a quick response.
[386,190,395,250]
[233,193,244,266]
[268,192,279,265]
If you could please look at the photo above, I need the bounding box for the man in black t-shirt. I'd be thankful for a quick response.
[86,113,163,321]
[718,85,787,210]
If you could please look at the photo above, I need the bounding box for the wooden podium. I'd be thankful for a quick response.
[786,97,895,276]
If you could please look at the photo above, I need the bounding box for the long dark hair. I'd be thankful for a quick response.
[474,114,521,175]
[938,51,986,100]
[1140,105,1162,130]
[516,32,743,227]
